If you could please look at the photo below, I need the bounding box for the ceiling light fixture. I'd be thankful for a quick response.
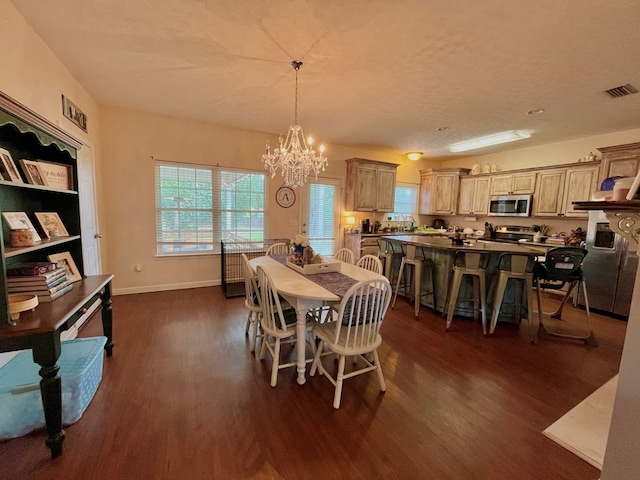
[448,130,531,153]
[261,60,327,188]
[406,152,423,161]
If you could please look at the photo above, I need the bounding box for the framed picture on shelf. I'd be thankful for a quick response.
[36,160,73,190]
[35,212,70,238]
[625,169,640,201]
[48,251,82,283]
[19,159,47,186]
[62,95,87,132]
[0,147,24,183]
[1,212,42,242]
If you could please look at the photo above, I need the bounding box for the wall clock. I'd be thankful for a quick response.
[276,186,296,208]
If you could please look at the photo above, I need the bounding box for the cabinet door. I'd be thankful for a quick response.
[562,165,600,217]
[471,177,491,215]
[511,172,536,194]
[376,168,396,211]
[533,169,566,216]
[433,174,457,214]
[607,158,639,179]
[457,177,475,214]
[489,175,513,195]
[419,172,434,214]
[354,165,377,211]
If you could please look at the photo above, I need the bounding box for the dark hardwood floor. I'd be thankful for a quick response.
[0,286,626,479]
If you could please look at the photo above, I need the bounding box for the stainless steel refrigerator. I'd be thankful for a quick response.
[580,210,638,317]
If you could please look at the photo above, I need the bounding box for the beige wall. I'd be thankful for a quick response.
[100,106,406,293]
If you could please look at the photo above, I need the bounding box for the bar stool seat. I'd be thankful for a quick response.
[489,252,538,342]
[446,250,489,334]
[392,244,437,318]
[377,238,402,285]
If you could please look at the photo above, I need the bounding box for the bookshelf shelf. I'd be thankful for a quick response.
[4,235,81,258]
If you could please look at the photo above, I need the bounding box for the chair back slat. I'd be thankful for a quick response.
[334,278,391,350]
[334,248,355,264]
[241,253,260,308]
[357,255,383,274]
[256,265,289,333]
[266,242,289,256]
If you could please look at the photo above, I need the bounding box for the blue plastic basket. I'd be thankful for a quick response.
[0,336,106,440]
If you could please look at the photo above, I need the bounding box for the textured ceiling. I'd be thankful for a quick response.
[10,0,640,158]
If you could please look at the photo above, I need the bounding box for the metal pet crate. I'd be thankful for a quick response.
[221,239,288,298]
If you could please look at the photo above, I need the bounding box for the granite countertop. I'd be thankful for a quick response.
[388,235,544,254]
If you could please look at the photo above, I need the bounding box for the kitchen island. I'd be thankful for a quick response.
[385,235,545,324]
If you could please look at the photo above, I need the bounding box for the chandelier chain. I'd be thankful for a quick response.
[261,60,328,188]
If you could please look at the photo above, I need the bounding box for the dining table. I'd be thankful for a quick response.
[248,255,386,385]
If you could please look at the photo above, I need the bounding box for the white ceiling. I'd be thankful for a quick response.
[11,0,640,158]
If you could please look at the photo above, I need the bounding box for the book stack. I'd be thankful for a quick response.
[6,262,73,302]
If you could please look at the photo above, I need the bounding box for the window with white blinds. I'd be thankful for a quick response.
[306,182,336,255]
[154,161,268,255]
[392,184,418,219]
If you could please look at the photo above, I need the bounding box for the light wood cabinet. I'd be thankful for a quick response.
[489,172,536,195]
[597,142,640,184]
[345,158,399,212]
[458,176,490,215]
[533,169,566,216]
[532,164,600,217]
[419,168,470,215]
[562,165,600,217]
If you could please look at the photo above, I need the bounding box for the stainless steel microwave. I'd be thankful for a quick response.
[487,194,533,217]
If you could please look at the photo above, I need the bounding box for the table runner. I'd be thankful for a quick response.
[270,254,358,297]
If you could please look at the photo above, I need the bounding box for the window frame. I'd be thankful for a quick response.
[154,160,269,256]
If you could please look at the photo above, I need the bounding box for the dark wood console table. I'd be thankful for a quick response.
[0,274,114,459]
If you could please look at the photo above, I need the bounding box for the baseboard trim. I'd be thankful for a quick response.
[114,280,221,296]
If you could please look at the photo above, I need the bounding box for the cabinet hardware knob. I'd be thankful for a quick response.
[80,308,88,314]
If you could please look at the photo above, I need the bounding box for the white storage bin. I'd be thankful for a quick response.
[0,336,106,440]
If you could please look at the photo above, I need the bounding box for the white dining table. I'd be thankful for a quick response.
[249,255,385,385]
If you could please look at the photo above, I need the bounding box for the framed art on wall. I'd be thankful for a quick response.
[62,95,87,132]
[0,147,24,183]
[47,251,82,282]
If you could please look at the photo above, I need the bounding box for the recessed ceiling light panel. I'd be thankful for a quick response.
[448,130,531,153]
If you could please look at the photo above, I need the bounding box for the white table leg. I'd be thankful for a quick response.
[295,308,307,385]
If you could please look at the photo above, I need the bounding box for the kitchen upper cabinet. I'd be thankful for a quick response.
[562,164,600,217]
[597,142,640,184]
[419,168,470,215]
[489,172,536,195]
[345,158,399,212]
[533,169,566,216]
[533,164,601,218]
[458,176,490,215]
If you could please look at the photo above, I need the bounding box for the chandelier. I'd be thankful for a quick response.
[262,60,328,188]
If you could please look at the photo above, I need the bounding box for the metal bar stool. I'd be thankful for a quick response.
[488,252,538,342]
[446,250,489,334]
[377,238,403,285]
[391,244,437,317]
